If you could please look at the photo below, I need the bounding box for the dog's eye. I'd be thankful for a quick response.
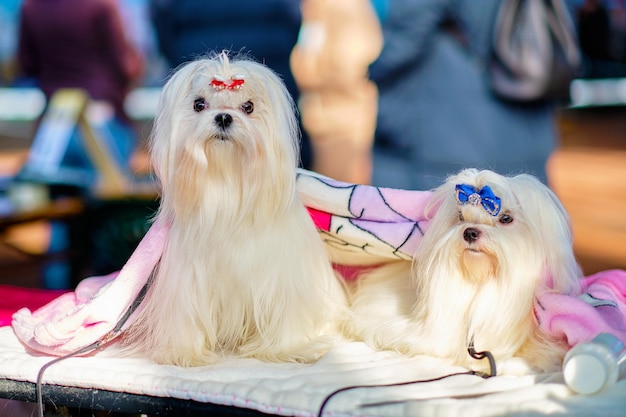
[458,211,464,221]
[499,213,514,224]
[240,101,254,115]
[193,98,207,112]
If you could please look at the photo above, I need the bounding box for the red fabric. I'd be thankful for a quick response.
[307,207,332,231]
[333,264,383,281]
[0,285,69,327]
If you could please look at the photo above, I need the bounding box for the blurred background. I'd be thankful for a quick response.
[0,0,625,290]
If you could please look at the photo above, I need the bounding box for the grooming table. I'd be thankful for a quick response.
[1,327,625,417]
[3,170,626,416]
[0,378,265,416]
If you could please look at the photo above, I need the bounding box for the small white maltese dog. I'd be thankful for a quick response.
[347,168,582,373]
[122,52,348,366]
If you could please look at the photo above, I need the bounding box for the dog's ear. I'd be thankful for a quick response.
[510,174,572,241]
[510,174,582,294]
[251,60,300,164]
[234,60,301,202]
[149,60,200,185]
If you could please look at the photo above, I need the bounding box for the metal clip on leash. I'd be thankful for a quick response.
[468,337,497,378]
[316,341,498,417]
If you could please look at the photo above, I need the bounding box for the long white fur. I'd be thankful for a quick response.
[122,52,348,366]
[347,169,583,374]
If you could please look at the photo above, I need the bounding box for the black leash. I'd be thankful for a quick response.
[316,343,496,417]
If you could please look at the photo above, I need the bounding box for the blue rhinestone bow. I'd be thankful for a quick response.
[455,184,501,216]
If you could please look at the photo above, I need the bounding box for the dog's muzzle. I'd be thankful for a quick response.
[215,113,233,130]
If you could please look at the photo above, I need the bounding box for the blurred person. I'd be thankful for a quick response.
[290,0,383,184]
[17,0,143,125]
[118,0,165,86]
[576,0,626,77]
[577,0,612,61]
[149,0,312,165]
[15,0,144,289]
[369,0,576,190]
[609,0,626,64]
[16,0,143,178]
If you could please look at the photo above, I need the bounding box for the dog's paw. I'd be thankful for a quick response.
[495,357,538,376]
[239,334,344,363]
[155,348,221,367]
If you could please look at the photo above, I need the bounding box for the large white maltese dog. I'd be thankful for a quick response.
[122,52,348,366]
[347,168,583,374]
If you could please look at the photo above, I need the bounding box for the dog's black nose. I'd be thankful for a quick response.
[215,113,233,130]
[463,227,481,243]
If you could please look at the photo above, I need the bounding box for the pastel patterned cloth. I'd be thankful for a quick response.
[8,169,626,357]
[296,169,432,264]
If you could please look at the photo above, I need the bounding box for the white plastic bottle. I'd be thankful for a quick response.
[563,333,626,395]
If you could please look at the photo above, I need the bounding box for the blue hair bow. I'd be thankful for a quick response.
[455,184,501,216]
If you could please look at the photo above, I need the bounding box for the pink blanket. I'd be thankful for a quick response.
[536,269,626,346]
[8,169,626,357]
[11,217,168,355]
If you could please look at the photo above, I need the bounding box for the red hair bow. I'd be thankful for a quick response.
[211,75,245,90]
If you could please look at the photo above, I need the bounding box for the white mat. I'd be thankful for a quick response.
[1,327,625,417]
